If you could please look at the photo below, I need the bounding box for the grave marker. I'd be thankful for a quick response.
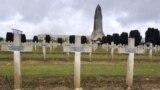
[110,42,115,60]
[88,43,92,62]
[63,36,92,90]
[49,42,52,53]
[154,45,158,54]
[63,42,70,61]
[13,31,22,90]
[42,39,46,60]
[118,38,144,89]
[126,38,135,90]
[149,43,153,60]
[1,29,33,90]
[33,41,37,51]
[74,36,81,90]
[102,43,109,54]
[37,40,56,60]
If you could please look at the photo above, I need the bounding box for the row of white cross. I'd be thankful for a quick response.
[102,42,158,60]
[0,30,158,90]
[63,37,144,90]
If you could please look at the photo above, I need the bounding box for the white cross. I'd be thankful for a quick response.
[117,38,136,89]
[102,43,109,53]
[146,43,154,60]
[1,29,33,90]
[33,39,57,60]
[126,38,135,90]
[118,38,144,89]
[109,42,119,60]
[63,36,92,90]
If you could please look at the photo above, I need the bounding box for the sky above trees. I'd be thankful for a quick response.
[0,0,160,39]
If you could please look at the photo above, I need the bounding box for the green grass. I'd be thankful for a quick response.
[0,46,159,78]
[0,52,160,61]
[0,64,159,77]
[0,46,160,61]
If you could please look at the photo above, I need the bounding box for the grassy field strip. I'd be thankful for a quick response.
[0,64,159,77]
[0,53,160,61]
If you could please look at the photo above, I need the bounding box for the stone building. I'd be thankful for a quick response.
[91,4,105,42]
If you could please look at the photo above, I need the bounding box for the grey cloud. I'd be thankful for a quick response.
[0,0,53,23]
[13,0,53,23]
[0,0,17,21]
[108,0,160,25]
[1,0,160,24]
[0,0,160,39]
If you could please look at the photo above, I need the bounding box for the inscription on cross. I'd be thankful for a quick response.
[118,46,144,54]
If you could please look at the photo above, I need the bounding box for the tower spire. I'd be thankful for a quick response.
[96,4,101,11]
[91,4,105,41]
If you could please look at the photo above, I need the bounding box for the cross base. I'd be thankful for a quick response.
[75,88,82,90]
[14,89,21,90]
[126,86,131,90]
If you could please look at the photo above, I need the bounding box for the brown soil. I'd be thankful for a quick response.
[0,76,160,90]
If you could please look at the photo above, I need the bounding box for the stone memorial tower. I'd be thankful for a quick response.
[91,4,105,41]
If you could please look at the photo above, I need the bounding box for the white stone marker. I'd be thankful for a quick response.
[117,38,144,89]
[87,42,92,62]
[149,43,153,60]
[49,42,52,53]
[154,45,158,54]
[1,29,32,90]
[63,36,92,90]
[42,39,46,60]
[92,43,98,52]
[63,43,70,61]
[106,43,109,53]
[102,43,109,54]
[158,45,160,52]
[110,42,114,60]
[74,36,81,90]
[39,41,57,60]
[13,30,22,90]
[89,52,92,62]
[126,38,135,90]
[34,41,37,51]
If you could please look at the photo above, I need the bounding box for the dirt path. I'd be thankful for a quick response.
[0,76,160,90]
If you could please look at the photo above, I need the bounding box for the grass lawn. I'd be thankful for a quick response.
[0,45,160,62]
[0,64,159,77]
[0,46,159,78]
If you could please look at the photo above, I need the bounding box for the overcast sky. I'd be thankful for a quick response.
[0,0,160,39]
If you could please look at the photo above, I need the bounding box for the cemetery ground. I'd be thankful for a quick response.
[0,46,160,90]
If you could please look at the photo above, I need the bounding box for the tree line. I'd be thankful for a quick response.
[33,35,64,44]
[33,35,88,44]
[101,30,141,46]
[4,27,160,46]
[102,27,160,46]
